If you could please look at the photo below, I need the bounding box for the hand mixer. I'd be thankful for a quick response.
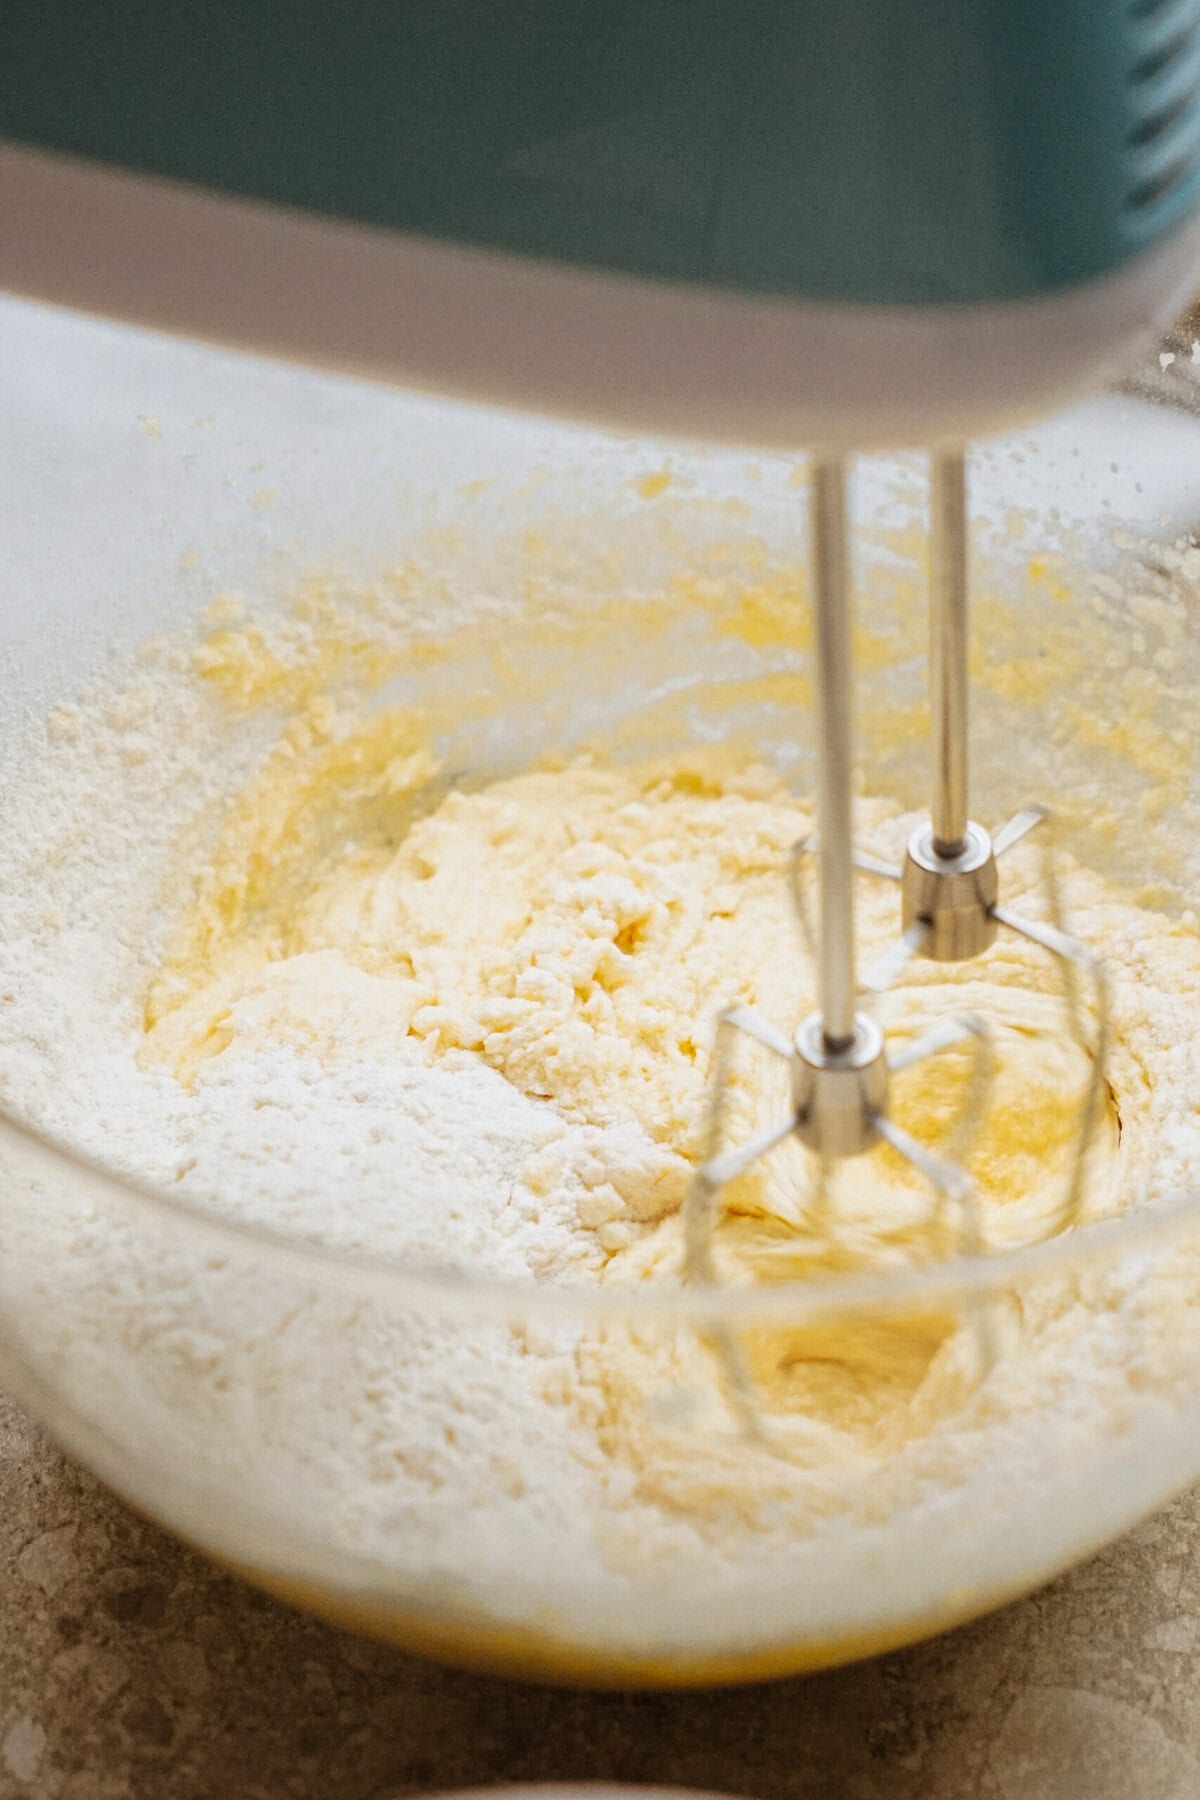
[2,0,1199,1352]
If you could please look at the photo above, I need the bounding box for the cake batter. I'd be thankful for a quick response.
[139,706,1180,1471]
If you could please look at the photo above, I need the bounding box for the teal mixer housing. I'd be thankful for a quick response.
[3,0,1200,443]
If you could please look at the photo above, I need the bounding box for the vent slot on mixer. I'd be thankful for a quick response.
[1129,81,1196,147]
[1129,149,1200,208]
[1131,16,1197,82]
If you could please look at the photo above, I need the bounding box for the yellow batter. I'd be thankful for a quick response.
[136,686,1194,1497]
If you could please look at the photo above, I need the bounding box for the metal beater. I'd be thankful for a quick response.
[683,452,1112,1423]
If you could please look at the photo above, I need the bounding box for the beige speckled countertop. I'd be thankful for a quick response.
[3,1393,1200,1800]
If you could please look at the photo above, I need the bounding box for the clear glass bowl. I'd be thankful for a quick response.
[0,294,1198,1687]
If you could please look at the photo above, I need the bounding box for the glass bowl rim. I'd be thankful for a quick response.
[5,1094,1195,1329]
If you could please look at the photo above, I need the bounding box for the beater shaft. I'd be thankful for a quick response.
[810,457,856,1051]
[930,450,969,858]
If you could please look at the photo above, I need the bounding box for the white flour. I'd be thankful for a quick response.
[0,640,734,1625]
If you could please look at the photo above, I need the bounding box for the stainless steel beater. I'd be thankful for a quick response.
[860,451,1111,1238]
[683,455,1112,1428]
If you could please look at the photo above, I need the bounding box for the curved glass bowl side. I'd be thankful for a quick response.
[2,1109,1200,1683]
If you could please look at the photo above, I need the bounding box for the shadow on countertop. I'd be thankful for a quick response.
[3,1393,1200,1800]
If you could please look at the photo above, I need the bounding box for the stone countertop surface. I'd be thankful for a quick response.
[3,1396,1200,1800]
